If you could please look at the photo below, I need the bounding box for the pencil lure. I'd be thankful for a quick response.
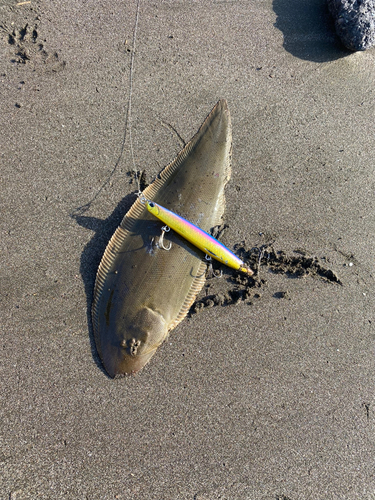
[146,200,253,276]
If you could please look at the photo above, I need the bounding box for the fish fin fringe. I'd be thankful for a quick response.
[92,226,127,354]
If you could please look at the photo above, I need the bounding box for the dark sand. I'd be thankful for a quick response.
[1,1,375,498]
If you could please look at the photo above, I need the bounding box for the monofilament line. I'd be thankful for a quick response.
[128,0,141,193]
[71,0,141,216]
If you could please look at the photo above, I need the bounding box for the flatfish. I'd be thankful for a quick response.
[92,99,232,377]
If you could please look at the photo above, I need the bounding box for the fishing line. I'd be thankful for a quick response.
[71,0,141,216]
[128,0,141,194]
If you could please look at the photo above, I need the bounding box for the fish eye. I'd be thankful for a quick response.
[120,338,142,356]
[149,202,155,208]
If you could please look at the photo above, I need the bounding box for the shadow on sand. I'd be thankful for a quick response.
[273,0,351,62]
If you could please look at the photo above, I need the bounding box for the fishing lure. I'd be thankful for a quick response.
[146,200,253,276]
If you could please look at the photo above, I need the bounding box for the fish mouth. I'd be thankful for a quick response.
[102,345,158,378]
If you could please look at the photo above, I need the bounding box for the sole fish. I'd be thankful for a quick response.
[92,100,232,377]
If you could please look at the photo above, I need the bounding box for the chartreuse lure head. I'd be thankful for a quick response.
[146,201,159,216]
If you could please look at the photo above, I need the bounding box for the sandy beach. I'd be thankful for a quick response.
[1,0,375,498]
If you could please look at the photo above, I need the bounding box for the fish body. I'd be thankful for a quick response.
[146,201,253,275]
[92,100,232,377]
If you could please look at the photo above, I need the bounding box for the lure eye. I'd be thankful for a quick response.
[149,202,155,208]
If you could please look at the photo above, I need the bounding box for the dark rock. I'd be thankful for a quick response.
[327,0,375,51]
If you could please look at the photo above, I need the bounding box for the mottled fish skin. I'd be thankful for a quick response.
[92,100,232,377]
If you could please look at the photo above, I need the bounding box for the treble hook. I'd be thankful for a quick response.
[205,254,222,278]
[158,225,172,251]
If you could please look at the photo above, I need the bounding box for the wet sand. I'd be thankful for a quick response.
[1,0,375,498]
